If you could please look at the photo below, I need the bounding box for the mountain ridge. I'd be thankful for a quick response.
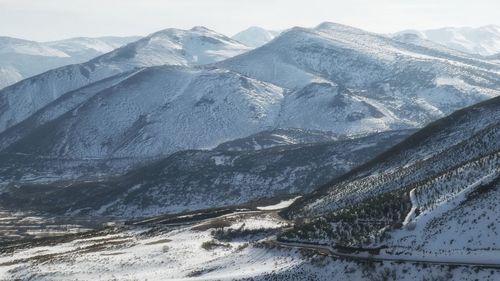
[0,35,140,89]
[394,25,500,56]
[0,27,249,134]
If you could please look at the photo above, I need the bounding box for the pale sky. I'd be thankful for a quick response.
[1,0,499,41]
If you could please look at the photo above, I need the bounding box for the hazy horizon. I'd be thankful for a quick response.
[1,0,500,41]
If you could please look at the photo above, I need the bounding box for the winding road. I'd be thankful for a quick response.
[274,241,500,269]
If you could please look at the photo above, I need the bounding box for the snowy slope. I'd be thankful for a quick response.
[387,175,500,256]
[0,70,142,152]
[232,26,281,47]
[0,66,22,90]
[395,25,500,56]
[282,95,500,255]
[0,27,249,134]
[276,82,404,135]
[0,36,138,89]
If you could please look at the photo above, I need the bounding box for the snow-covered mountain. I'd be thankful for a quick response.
[390,32,472,56]
[395,25,500,56]
[0,27,250,135]
[0,37,68,57]
[1,22,500,163]
[282,95,500,257]
[0,36,71,89]
[220,23,500,129]
[45,36,141,59]
[92,26,249,68]
[0,36,139,89]
[232,26,281,47]
[1,66,282,158]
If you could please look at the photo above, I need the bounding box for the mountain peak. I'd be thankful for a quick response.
[190,26,211,32]
[314,22,364,33]
[148,26,237,44]
[240,26,269,33]
[391,32,426,45]
[232,26,278,48]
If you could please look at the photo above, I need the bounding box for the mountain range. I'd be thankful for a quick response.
[0,27,249,136]
[0,35,140,89]
[0,23,499,191]
[2,23,499,149]
[232,24,500,57]
[0,21,499,281]
[395,25,500,56]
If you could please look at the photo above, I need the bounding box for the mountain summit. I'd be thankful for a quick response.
[232,26,281,47]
